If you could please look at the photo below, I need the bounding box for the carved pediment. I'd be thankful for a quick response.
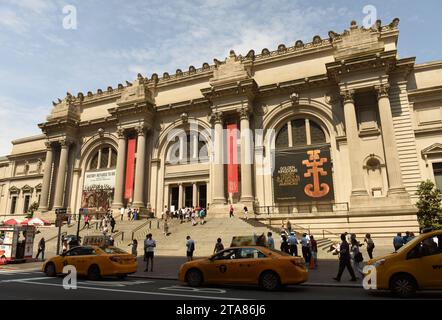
[210,50,251,86]
[9,186,20,195]
[35,183,42,192]
[422,143,442,156]
[333,21,384,60]
[21,185,34,194]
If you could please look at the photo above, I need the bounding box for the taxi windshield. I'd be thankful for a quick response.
[101,247,128,255]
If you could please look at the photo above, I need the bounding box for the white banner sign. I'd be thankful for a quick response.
[84,170,116,189]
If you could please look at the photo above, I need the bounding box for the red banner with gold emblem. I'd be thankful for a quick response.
[124,138,136,200]
[227,123,239,193]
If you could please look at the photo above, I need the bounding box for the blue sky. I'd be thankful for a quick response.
[0,0,440,155]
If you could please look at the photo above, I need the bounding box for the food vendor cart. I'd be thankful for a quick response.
[0,225,36,265]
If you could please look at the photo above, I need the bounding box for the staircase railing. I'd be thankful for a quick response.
[131,220,153,240]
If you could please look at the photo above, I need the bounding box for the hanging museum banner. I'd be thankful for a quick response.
[82,169,116,212]
[125,137,137,200]
[273,146,334,202]
[227,123,239,194]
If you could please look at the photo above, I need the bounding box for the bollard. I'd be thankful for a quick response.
[157,220,160,229]
[149,220,152,230]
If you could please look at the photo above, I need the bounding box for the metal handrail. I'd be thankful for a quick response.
[322,229,341,240]
[113,231,125,242]
[254,202,349,215]
[131,220,153,240]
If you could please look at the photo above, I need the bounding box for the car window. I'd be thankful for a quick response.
[102,247,127,255]
[65,247,82,256]
[407,236,442,260]
[65,247,96,256]
[237,248,267,259]
[213,249,238,260]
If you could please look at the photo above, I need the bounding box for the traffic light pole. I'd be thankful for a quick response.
[76,209,82,238]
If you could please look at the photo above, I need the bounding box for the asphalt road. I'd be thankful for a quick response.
[1,269,442,300]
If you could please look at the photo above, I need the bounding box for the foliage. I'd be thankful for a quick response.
[416,180,442,229]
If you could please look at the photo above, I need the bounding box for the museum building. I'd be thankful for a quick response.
[1,19,442,237]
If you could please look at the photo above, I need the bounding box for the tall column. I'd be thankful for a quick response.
[341,90,368,197]
[163,184,169,210]
[178,184,184,209]
[133,126,147,208]
[376,84,408,195]
[212,112,226,204]
[53,140,70,209]
[39,142,54,212]
[113,128,127,208]
[239,108,254,204]
[192,183,198,207]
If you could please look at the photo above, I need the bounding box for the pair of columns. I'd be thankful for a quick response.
[341,84,406,198]
[212,109,254,205]
[39,139,71,211]
[113,126,147,209]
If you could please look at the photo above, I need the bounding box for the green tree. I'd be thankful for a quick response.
[416,180,442,228]
[26,202,40,219]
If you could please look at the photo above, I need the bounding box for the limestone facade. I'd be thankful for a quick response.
[1,19,441,236]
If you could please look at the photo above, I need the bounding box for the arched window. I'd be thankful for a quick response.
[275,118,326,149]
[167,133,208,163]
[89,146,117,170]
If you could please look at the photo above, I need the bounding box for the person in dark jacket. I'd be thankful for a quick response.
[280,234,289,253]
[333,233,357,282]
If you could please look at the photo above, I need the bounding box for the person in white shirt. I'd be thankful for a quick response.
[120,207,125,221]
[144,234,156,272]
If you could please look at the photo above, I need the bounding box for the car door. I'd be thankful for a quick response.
[203,249,239,283]
[63,247,84,274]
[406,234,442,288]
[64,247,96,275]
[236,248,269,283]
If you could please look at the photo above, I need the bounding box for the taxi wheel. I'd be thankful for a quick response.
[88,265,101,281]
[390,274,417,298]
[186,269,203,287]
[260,271,281,291]
[45,263,56,277]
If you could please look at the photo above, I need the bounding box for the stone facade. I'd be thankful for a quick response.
[1,19,442,236]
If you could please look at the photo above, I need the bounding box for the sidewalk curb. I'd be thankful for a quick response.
[128,274,362,288]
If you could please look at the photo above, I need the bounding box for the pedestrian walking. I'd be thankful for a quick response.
[200,208,207,225]
[110,216,116,233]
[120,207,125,221]
[35,238,45,261]
[127,207,132,221]
[288,232,298,257]
[267,232,275,250]
[243,206,249,220]
[83,215,90,230]
[128,239,138,256]
[62,240,68,254]
[280,234,289,253]
[213,238,224,254]
[163,219,169,236]
[286,220,292,234]
[393,232,405,251]
[310,235,318,269]
[333,233,357,282]
[364,233,375,259]
[301,233,311,266]
[351,237,364,278]
[229,205,235,218]
[144,234,156,272]
[186,236,196,261]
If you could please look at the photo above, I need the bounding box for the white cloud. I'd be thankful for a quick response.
[0,9,28,33]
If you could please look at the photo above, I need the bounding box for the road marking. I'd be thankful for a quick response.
[160,285,227,294]
[78,280,154,287]
[10,280,249,300]
[1,277,51,283]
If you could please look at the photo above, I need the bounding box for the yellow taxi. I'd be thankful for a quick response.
[42,246,138,280]
[367,229,442,297]
[178,246,308,291]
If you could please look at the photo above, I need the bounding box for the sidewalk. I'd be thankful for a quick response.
[130,255,364,288]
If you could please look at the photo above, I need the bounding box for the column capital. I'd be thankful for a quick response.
[340,89,355,104]
[44,141,53,150]
[210,111,223,125]
[59,139,71,149]
[375,84,390,100]
[135,125,146,137]
[238,107,251,121]
[116,127,125,138]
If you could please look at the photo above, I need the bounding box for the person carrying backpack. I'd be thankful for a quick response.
[364,233,375,259]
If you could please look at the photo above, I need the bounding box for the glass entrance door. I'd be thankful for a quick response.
[171,187,179,211]
[199,184,207,208]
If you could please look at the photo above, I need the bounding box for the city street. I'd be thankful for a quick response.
[1,268,441,300]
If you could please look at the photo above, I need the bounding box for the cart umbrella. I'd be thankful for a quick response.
[3,218,24,226]
[24,217,50,226]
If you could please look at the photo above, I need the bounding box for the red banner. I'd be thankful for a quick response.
[124,138,136,200]
[227,123,239,193]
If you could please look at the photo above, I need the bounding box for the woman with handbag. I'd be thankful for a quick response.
[351,237,364,278]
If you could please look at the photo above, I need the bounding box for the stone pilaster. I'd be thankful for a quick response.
[38,142,54,212]
[239,108,254,205]
[133,125,147,208]
[53,139,70,209]
[211,112,226,204]
[113,128,127,209]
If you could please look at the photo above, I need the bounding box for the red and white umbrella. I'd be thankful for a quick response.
[3,218,24,226]
[24,217,51,226]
